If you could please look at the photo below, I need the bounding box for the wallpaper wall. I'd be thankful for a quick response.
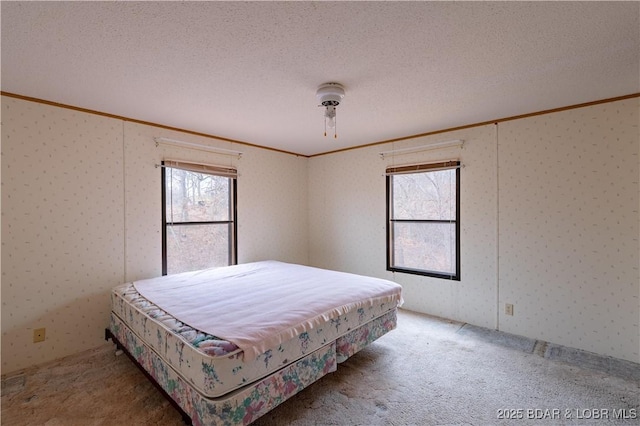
[2,95,638,373]
[497,100,639,362]
[1,96,309,373]
[122,121,309,281]
[309,98,639,363]
[309,125,499,330]
[2,100,125,373]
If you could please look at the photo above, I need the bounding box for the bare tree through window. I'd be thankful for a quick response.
[163,165,236,275]
[387,163,460,280]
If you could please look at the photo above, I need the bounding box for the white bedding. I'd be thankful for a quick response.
[133,261,403,361]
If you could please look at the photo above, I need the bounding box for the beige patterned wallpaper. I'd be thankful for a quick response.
[2,99,125,372]
[498,98,639,361]
[2,95,638,373]
[122,121,309,281]
[1,96,309,373]
[309,125,499,330]
[309,98,639,363]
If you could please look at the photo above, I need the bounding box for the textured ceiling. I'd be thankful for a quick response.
[2,2,639,156]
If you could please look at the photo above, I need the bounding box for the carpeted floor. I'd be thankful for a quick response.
[2,309,638,425]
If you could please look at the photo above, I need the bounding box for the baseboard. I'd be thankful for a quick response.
[456,323,639,381]
[544,343,640,381]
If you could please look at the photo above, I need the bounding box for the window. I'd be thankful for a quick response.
[162,160,237,275]
[386,160,460,280]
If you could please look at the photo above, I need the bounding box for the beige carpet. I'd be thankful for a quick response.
[2,310,638,425]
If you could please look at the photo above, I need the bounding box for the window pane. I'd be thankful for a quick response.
[392,222,456,274]
[166,224,230,274]
[392,170,456,220]
[165,168,230,222]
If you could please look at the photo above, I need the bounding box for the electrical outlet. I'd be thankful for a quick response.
[33,328,46,343]
[505,303,514,316]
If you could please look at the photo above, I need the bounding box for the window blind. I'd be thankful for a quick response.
[386,160,460,175]
[163,159,237,179]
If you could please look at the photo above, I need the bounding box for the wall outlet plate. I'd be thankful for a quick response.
[33,328,46,343]
[505,303,514,316]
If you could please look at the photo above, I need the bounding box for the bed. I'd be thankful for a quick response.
[105,260,403,425]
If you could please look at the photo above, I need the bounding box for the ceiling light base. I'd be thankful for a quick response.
[316,83,345,106]
[316,83,345,138]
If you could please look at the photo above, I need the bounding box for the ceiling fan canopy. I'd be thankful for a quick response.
[316,83,345,136]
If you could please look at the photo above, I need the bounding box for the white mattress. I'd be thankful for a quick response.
[133,260,403,361]
[111,262,402,398]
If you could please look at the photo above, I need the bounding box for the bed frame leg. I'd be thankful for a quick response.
[105,328,124,355]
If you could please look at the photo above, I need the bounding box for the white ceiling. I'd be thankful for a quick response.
[2,2,638,156]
